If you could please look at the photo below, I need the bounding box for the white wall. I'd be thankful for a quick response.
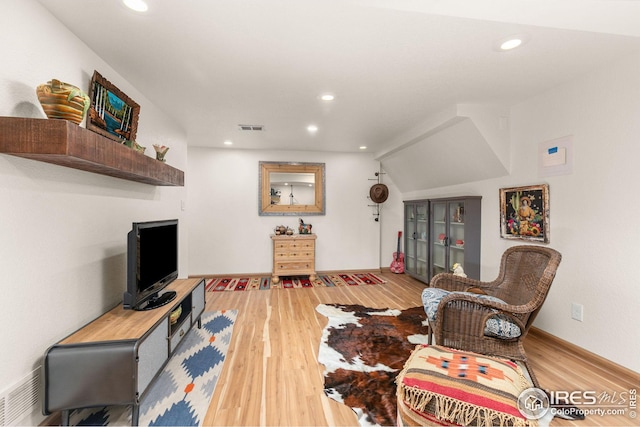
[0,1,188,424]
[187,148,382,275]
[391,52,640,373]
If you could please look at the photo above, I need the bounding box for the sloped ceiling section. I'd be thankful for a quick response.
[377,105,510,192]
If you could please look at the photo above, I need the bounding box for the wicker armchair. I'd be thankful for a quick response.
[422,245,562,387]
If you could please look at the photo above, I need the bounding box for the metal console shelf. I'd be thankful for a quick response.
[43,278,205,425]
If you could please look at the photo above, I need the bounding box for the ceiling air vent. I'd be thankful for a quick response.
[238,124,264,131]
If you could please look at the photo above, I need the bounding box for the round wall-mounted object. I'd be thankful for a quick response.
[369,183,389,203]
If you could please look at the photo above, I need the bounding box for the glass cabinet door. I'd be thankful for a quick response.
[404,203,416,274]
[448,201,466,272]
[431,201,447,277]
[415,204,428,278]
[431,200,468,277]
[404,200,430,283]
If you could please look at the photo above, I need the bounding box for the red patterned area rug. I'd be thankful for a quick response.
[206,273,386,291]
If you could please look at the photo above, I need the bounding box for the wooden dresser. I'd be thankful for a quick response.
[271,234,317,283]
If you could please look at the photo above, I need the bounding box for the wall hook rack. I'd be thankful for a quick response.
[367,171,388,221]
[368,171,385,181]
[367,202,381,221]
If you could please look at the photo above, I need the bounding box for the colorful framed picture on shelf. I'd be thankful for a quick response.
[499,184,550,243]
[86,70,140,143]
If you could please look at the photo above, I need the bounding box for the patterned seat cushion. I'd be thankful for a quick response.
[396,344,538,427]
[421,288,522,339]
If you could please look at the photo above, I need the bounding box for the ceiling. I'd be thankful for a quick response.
[37,0,640,156]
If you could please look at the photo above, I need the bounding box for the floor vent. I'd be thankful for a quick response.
[0,367,41,426]
[238,124,265,131]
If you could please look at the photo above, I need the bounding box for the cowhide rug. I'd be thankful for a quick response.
[316,303,429,427]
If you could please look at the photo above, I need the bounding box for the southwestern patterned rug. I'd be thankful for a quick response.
[316,303,429,427]
[69,310,237,426]
[206,272,386,291]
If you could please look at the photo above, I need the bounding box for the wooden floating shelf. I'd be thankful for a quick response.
[0,116,184,186]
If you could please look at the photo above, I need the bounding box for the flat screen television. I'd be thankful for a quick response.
[123,219,179,310]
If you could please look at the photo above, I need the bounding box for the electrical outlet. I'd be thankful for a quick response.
[571,303,584,322]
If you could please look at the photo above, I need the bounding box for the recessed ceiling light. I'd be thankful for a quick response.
[494,33,530,52]
[359,146,367,150]
[500,38,522,50]
[320,94,335,101]
[123,0,148,12]
[307,125,318,133]
[223,140,233,146]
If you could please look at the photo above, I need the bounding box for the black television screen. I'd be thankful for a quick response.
[123,219,179,310]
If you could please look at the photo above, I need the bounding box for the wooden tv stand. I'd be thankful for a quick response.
[43,278,206,426]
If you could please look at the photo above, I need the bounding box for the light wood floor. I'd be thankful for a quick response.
[204,272,639,427]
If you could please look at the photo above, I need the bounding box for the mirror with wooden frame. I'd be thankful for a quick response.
[259,161,325,215]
